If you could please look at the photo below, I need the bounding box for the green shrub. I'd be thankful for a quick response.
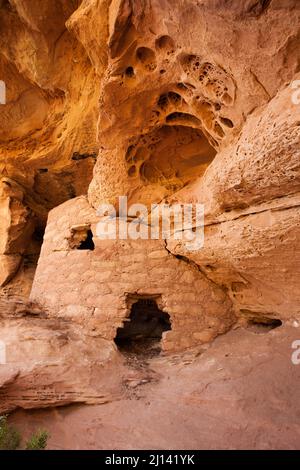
[26,430,49,450]
[0,415,21,450]
[0,415,49,450]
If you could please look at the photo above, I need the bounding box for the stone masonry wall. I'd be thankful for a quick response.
[31,196,235,352]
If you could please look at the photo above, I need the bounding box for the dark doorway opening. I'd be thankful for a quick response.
[115,299,171,356]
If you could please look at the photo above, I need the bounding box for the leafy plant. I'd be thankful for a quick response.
[26,430,49,450]
[0,415,21,450]
[0,415,49,450]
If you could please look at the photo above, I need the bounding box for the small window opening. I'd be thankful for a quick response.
[77,229,95,250]
[115,299,171,356]
[68,226,95,251]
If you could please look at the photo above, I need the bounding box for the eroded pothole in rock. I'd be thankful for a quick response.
[246,317,283,334]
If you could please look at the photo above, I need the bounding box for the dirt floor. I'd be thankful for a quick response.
[10,324,300,450]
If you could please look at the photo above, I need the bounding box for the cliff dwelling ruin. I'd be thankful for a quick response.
[0,0,300,451]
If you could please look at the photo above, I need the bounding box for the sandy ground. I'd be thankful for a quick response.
[10,325,300,450]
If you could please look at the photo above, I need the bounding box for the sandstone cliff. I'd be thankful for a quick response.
[0,0,300,422]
